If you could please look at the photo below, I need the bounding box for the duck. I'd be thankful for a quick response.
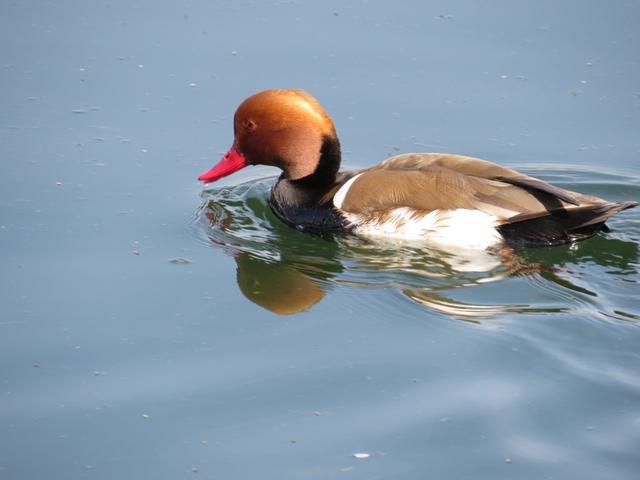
[198,89,638,248]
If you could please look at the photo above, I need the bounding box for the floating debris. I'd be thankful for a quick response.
[189,83,197,88]
[500,74,508,80]
[169,257,192,264]
[231,50,238,56]
[352,452,370,459]
[586,62,593,67]
[504,457,512,464]
[191,467,199,474]
[142,413,150,420]
[132,249,140,256]
[71,109,87,114]
[313,411,321,416]
[56,181,63,186]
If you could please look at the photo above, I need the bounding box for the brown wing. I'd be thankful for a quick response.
[337,153,608,224]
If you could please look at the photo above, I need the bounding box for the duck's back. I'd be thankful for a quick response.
[330,153,637,247]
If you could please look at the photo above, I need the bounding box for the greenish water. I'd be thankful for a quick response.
[2,1,640,479]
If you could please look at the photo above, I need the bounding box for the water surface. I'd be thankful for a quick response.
[1,1,640,479]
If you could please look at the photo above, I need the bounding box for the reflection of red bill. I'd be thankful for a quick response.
[198,146,248,183]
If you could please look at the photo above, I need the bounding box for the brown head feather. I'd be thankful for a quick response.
[233,89,337,180]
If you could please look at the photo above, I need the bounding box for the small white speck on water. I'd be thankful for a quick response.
[142,413,150,419]
[169,257,192,264]
[56,181,63,186]
[500,74,508,79]
[313,411,321,416]
[504,457,512,464]
[132,250,140,256]
[580,80,587,84]
[586,61,593,67]
[231,50,238,56]
[191,467,199,474]
[138,64,144,68]
[189,83,197,88]
[352,452,370,459]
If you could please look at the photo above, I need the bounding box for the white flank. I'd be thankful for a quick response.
[333,173,363,209]
[340,208,503,250]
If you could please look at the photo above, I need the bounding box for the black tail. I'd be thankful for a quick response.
[498,201,638,247]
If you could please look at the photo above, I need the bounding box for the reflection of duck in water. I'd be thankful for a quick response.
[200,194,340,315]
[199,192,639,317]
[234,253,324,315]
[199,89,637,248]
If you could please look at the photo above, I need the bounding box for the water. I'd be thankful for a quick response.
[2,1,640,479]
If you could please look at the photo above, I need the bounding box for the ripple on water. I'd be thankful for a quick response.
[192,167,640,322]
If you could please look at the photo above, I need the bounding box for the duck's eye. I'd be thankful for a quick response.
[244,119,257,133]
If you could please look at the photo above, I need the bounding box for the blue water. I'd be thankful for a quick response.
[2,1,640,479]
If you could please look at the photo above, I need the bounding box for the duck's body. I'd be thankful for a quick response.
[199,89,637,248]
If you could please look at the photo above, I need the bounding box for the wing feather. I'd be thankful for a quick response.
[337,153,607,223]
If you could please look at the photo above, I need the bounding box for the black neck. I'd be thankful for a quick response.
[269,135,344,230]
[290,135,341,191]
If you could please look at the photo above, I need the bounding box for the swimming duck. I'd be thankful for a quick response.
[198,89,637,248]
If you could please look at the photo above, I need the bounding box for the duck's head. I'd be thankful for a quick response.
[198,89,340,184]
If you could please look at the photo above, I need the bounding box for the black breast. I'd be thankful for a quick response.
[268,135,356,235]
[269,177,351,235]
